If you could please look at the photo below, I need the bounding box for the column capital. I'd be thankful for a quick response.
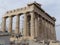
[2,17,6,19]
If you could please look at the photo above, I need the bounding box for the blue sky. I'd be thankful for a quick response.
[0,0,60,40]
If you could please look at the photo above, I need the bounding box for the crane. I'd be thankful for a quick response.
[56,24,60,27]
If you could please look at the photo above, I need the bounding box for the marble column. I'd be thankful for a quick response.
[2,17,6,32]
[8,16,12,33]
[47,23,50,40]
[38,17,42,40]
[49,24,51,39]
[41,19,44,40]
[53,25,56,40]
[30,12,35,38]
[43,20,46,40]
[35,16,38,38]
[45,21,48,40]
[15,15,20,34]
[50,25,52,40]
[23,13,27,36]
[27,17,31,36]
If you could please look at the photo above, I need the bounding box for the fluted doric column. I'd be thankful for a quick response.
[23,13,27,36]
[2,17,6,32]
[41,19,44,40]
[30,12,35,38]
[53,25,56,40]
[15,15,20,34]
[35,16,38,38]
[8,16,12,33]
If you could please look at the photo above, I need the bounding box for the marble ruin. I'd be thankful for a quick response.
[1,2,58,45]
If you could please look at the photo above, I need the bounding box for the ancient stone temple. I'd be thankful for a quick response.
[2,2,56,42]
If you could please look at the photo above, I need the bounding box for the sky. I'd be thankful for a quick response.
[0,0,60,40]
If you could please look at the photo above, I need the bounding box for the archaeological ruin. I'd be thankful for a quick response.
[1,2,57,45]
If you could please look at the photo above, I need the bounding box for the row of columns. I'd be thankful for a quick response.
[42,17,56,40]
[2,15,20,34]
[2,12,36,39]
[23,12,36,38]
[2,12,56,40]
[37,16,56,40]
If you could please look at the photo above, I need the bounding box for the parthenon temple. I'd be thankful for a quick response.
[2,2,56,41]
